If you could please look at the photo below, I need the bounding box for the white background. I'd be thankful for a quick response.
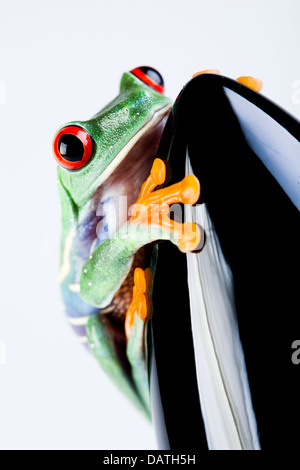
[0,0,299,450]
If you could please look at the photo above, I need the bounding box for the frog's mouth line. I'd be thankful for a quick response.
[87,104,173,233]
[79,103,173,206]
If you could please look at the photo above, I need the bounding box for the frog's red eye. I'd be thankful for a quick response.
[53,126,94,170]
[130,66,164,94]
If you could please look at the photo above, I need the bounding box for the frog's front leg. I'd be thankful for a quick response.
[80,158,201,309]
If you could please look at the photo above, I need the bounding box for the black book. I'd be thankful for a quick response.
[150,74,300,450]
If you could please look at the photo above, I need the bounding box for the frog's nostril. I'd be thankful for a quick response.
[130,66,164,94]
[53,125,94,171]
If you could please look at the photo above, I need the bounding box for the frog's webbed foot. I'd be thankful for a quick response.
[125,267,153,414]
[80,158,200,308]
[128,158,201,253]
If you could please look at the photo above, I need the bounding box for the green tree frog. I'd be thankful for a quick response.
[53,66,200,418]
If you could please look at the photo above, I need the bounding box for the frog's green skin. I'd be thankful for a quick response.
[56,71,178,417]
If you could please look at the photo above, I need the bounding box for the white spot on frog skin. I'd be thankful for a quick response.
[68,316,89,326]
[89,238,98,256]
[88,282,92,287]
[59,229,75,283]
[137,112,140,116]
[89,255,93,260]
[100,305,114,314]
[83,269,87,274]
[68,283,80,293]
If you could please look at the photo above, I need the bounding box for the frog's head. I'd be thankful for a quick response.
[53,67,172,209]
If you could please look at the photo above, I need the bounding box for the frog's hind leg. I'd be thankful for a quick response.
[125,267,153,417]
[86,313,149,417]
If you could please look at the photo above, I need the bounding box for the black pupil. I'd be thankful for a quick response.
[140,66,164,88]
[58,134,84,162]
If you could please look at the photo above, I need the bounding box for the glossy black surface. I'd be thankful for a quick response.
[150,74,300,449]
[151,244,208,450]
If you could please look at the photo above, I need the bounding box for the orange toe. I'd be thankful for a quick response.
[129,158,201,253]
[137,158,166,202]
[236,76,263,92]
[193,70,220,77]
[125,268,153,341]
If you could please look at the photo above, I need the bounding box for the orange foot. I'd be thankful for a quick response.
[128,158,201,253]
[125,267,153,342]
[236,76,263,92]
[193,69,221,77]
[192,69,263,92]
